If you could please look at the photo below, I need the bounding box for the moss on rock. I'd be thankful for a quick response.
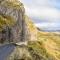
[1,0,24,10]
[0,14,16,31]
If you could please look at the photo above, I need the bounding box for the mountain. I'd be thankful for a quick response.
[0,0,60,60]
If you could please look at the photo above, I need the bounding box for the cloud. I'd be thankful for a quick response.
[25,6,60,21]
[49,0,60,9]
[20,0,60,22]
[35,23,60,30]
[19,0,60,31]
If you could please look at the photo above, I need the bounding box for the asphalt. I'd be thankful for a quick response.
[0,44,15,60]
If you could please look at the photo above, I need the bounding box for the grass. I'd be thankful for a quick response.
[24,15,37,32]
[1,0,24,10]
[0,14,16,31]
[28,41,56,60]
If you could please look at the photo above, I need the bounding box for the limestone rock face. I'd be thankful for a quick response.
[0,0,37,45]
[24,16,37,41]
[0,0,27,44]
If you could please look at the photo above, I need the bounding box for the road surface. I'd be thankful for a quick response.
[0,44,15,60]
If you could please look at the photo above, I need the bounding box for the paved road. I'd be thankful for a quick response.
[0,44,15,60]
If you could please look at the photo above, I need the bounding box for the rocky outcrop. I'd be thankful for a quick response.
[0,0,37,45]
[24,16,37,41]
[0,0,29,44]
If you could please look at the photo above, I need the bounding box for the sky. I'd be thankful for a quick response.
[19,0,60,31]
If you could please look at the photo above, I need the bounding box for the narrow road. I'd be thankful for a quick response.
[0,44,15,60]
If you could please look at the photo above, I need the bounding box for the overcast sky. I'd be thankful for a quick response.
[19,0,60,31]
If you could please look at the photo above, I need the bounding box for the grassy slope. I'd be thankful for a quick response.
[23,16,60,60]
[8,30,60,60]
[27,31,60,60]
[6,15,60,60]
[24,16,60,60]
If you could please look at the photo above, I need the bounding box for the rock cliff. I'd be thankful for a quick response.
[0,0,35,44]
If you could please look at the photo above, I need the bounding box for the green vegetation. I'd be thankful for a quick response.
[28,41,56,60]
[24,15,37,33]
[0,14,16,31]
[2,0,24,10]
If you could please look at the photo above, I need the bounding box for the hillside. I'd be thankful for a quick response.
[7,30,60,60]
[0,0,60,60]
